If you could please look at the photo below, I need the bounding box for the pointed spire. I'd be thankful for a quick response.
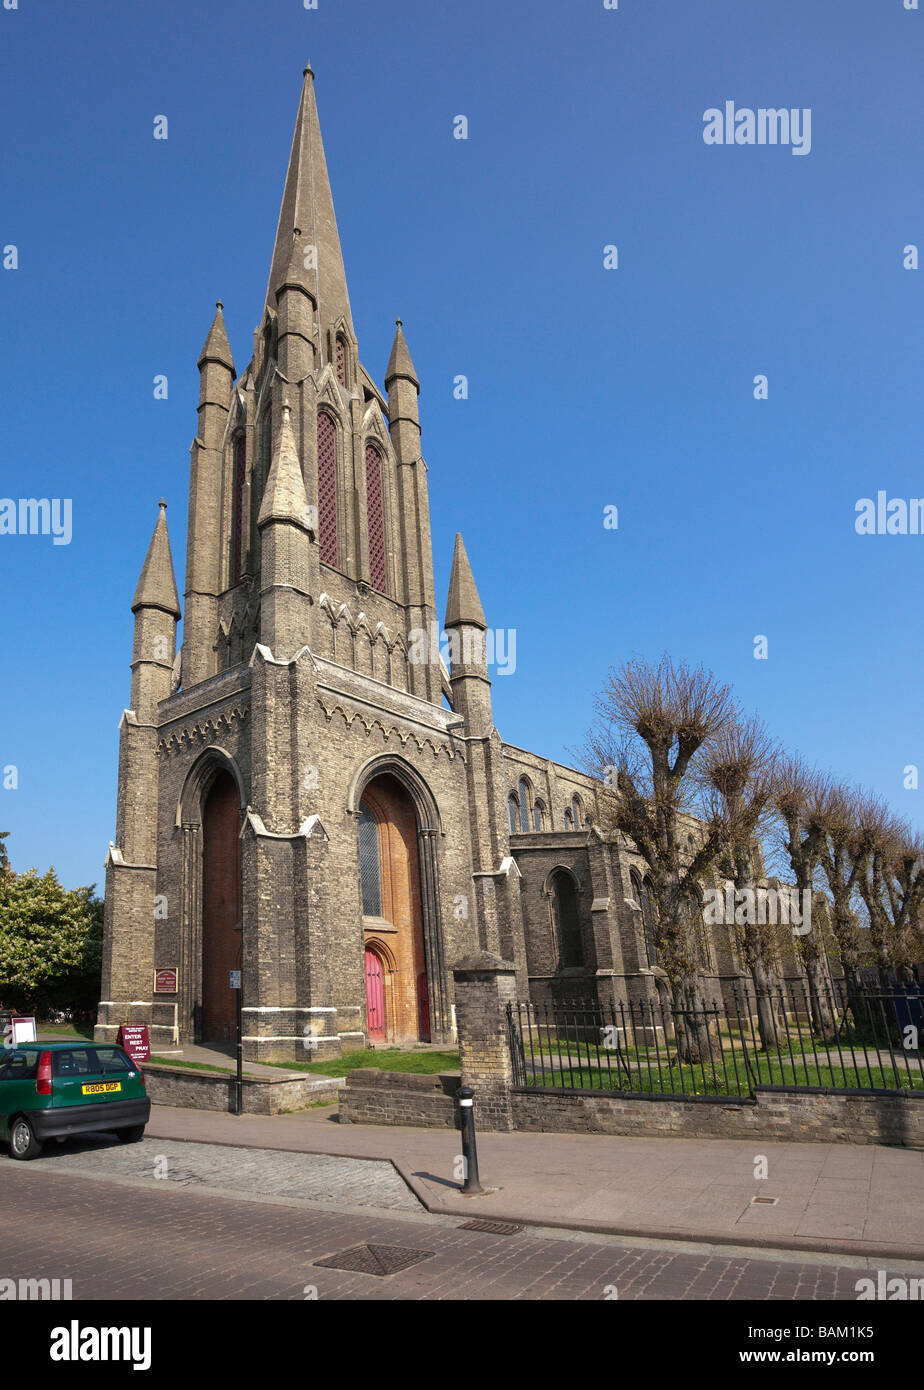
[264,67,353,334]
[385,319,419,389]
[258,405,313,530]
[444,533,487,631]
[132,501,181,617]
[197,301,234,372]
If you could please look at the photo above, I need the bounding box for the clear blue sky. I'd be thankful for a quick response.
[1,0,922,889]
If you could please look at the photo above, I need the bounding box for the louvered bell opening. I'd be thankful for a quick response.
[365,444,387,593]
[317,411,338,567]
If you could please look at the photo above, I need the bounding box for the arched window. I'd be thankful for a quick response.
[564,807,574,830]
[335,336,347,387]
[572,794,584,829]
[508,794,520,835]
[358,802,382,917]
[317,412,338,567]
[551,870,583,969]
[518,778,532,833]
[533,798,546,831]
[232,433,246,584]
[365,444,387,592]
[632,870,659,969]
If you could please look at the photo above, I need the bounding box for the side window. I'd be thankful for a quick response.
[3,1051,38,1081]
[52,1049,95,1078]
[93,1047,131,1073]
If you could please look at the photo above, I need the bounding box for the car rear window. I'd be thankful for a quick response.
[0,1051,39,1081]
[94,1047,132,1073]
[52,1049,97,1078]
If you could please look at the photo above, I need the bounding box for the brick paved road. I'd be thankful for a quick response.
[18,1134,421,1212]
[0,1142,907,1302]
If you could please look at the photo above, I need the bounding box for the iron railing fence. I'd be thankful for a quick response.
[506,981,924,1100]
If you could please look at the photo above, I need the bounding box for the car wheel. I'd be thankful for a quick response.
[9,1116,42,1161]
[116,1125,145,1144]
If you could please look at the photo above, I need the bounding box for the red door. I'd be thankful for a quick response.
[365,948,386,1043]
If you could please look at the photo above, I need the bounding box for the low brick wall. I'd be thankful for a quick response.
[145,1064,342,1116]
[336,1067,924,1147]
[338,1069,460,1127]
[513,1086,924,1147]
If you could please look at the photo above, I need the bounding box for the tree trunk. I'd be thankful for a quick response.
[673,976,716,1067]
[751,956,779,1052]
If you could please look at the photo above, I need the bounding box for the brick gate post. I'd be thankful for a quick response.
[452,952,518,1132]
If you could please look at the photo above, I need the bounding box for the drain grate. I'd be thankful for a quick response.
[458,1219,523,1235]
[751,1196,779,1205]
[313,1244,435,1277]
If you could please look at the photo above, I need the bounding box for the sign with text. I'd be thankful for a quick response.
[229,971,241,990]
[154,967,178,994]
[116,1024,151,1064]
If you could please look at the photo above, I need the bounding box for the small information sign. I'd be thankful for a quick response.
[116,1024,151,1064]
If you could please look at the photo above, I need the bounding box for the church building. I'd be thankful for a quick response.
[96,67,765,1061]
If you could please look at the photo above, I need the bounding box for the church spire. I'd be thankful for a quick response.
[264,65,354,343]
[132,501,181,618]
[444,532,487,631]
[385,319,419,390]
[258,404,313,531]
[197,300,234,373]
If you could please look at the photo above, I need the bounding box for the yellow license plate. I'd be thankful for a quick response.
[81,1082,122,1095]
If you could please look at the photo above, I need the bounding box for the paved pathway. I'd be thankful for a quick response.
[18,1133,420,1212]
[144,1104,924,1260]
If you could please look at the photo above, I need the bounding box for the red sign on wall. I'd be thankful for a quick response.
[116,1024,151,1064]
[154,967,178,994]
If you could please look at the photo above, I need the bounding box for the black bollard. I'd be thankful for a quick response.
[458,1085,485,1194]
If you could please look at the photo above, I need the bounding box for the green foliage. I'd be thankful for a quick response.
[0,858,103,1017]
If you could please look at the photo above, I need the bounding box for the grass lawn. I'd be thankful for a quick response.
[31,1022,94,1041]
[523,1053,924,1096]
[264,1047,460,1077]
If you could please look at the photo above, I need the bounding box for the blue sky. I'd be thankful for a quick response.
[1,0,922,889]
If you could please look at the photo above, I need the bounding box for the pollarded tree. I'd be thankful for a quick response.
[698,716,783,1049]
[848,795,904,984]
[810,781,874,994]
[772,757,835,1036]
[882,832,924,983]
[578,654,742,1060]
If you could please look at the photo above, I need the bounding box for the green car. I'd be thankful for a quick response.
[0,1041,151,1160]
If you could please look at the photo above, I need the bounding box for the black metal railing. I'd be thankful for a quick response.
[507,981,924,1099]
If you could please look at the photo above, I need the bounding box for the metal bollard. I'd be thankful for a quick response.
[457,1085,485,1194]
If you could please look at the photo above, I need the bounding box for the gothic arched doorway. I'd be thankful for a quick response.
[358,774,430,1044]
[201,769,242,1041]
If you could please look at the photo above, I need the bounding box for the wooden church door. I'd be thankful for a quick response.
[365,948,386,1042]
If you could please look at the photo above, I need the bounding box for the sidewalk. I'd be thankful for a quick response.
[145,1102,924,1262]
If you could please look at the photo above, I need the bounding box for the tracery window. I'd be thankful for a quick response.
[358,803,382,917]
